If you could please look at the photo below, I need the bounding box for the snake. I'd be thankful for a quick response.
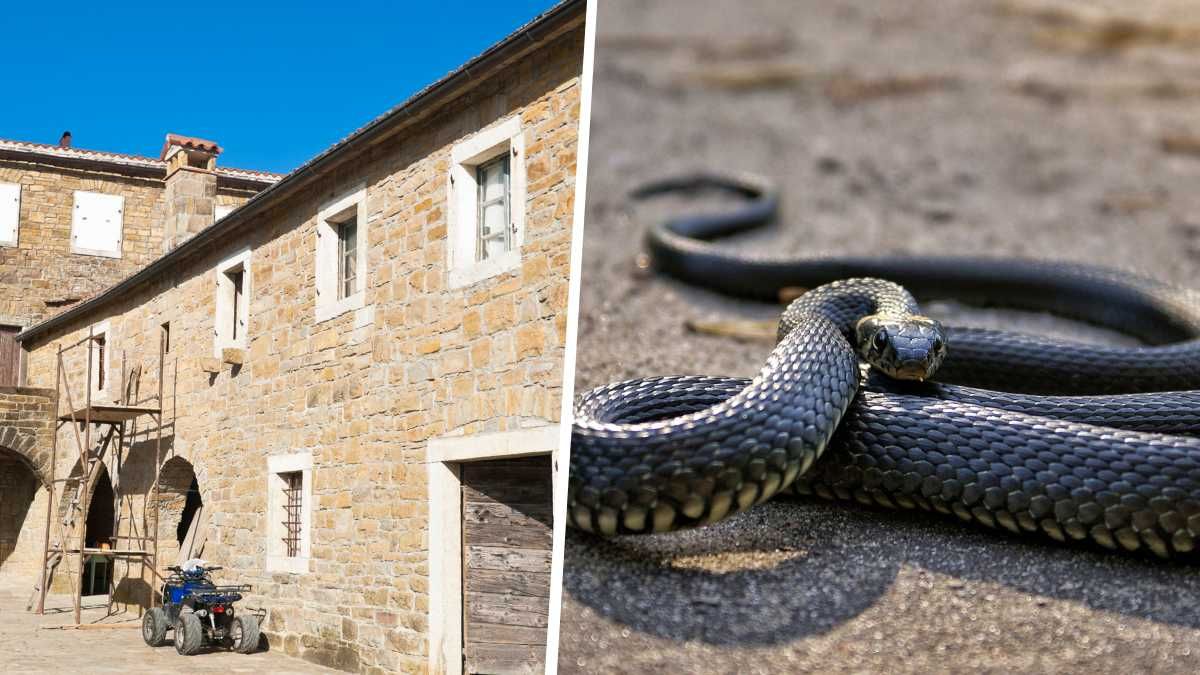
[568,173,1200,559]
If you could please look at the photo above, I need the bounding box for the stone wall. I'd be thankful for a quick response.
[22,22,582,674]
[0,159,258,330]
[0,387,57,585]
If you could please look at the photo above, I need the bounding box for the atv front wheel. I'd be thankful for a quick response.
[174,612,204,656]
[142,607,168,646]
[231,614,261,654]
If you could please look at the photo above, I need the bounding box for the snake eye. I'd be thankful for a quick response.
[871,330,888,351]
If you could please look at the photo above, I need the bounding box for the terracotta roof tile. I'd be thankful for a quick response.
[160,133,223,159]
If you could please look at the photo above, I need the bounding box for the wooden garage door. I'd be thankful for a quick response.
[0,325,19,387]
[461,455,552,675]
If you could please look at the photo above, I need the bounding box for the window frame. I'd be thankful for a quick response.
[315,184,368,323]
[0,182,20,248]
[213,248,252,357]
[266,452,313,574]
[447,116,526,289]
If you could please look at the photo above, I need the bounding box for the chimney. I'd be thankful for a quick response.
[161,134,221,252]
[58,131,72,148]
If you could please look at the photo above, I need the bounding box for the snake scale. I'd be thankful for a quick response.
[568,173,1200,559]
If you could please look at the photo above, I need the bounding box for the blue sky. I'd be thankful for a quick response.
[0,1,559,174]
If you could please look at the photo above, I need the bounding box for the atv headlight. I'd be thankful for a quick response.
[196,609,208,617]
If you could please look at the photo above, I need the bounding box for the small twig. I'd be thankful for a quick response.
[685,318,778,341]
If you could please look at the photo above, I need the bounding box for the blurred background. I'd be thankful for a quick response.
[561,1,1200,672]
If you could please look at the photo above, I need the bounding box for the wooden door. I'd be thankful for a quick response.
[0,325,20,387]
[460,455,552,675]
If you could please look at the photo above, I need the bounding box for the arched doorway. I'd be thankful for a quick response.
[0,448,38,574]
[156,457,204,566]
[81,465,114,596]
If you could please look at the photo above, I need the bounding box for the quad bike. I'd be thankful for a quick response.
[141,560,260,656]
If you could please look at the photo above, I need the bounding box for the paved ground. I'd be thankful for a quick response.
[560,0,1200,672]
[0,584,332,674]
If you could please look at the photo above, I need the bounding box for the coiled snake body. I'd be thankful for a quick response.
[568,174,1200,559]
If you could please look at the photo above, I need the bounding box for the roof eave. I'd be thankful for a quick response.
[16,0,584,345]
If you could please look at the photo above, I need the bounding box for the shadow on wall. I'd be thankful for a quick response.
[0,449,39,572]
[563,498,1200,647]
[112,576,153,607]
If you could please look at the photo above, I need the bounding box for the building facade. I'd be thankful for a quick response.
[0,135,280,383]
[0,2,583,673]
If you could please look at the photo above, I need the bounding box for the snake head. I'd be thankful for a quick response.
[855,314,948,381]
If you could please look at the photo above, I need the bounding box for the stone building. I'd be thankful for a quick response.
[0,133,281,383]
[0,1,583,673]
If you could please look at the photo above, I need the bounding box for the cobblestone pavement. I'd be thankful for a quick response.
[560,0,1200,672]
[0,585,333,674]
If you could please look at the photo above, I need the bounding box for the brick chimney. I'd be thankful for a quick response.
[58,131,72,148]
[161,134,221,251]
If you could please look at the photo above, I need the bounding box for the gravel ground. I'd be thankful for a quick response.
[0,585,332,674]
[559,1,1200,672]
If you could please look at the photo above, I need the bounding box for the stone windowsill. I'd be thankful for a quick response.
[448,249,521,289]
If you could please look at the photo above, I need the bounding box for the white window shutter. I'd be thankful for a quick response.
[0,183,19,245]
[71,191,124,257]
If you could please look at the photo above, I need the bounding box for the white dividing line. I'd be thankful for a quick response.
[544,0,598,673]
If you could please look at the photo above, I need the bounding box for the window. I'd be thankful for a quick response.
[281,471,303,557]
[447,116,526,289]
[161,322,170,354]
[266,452,312,574]
[228,268,244,340]
[476,155,511,261]
[94,334,106,393]
[337,217,358,300]
[0,325,21,387]
[315,185,367,322]
[71,191,123,258]
[0,182,20,247]
[88,321,110,399]
[213,249,251,356]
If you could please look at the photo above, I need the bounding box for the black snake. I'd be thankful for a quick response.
[568,173,1200,559]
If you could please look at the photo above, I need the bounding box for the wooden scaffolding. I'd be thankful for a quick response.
[28,326,165,625]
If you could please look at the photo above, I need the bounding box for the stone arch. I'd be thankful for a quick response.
[155,456,203,566]
[0,424,50,487]
[0,388,58,487]
[80,464,115,596]
[46,458,115,595]
[0,446,40,573]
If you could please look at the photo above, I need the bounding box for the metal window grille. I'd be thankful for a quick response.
[281,471,303,557]
[476,154,511,261]
[337,217,358,299]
